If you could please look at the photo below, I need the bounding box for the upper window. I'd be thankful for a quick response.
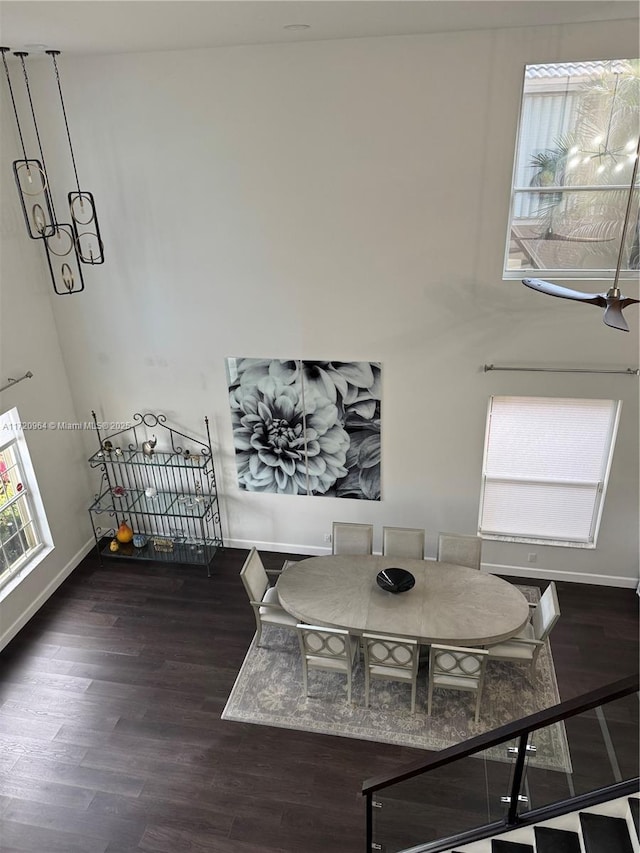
[0,408,52,592]
[505,59,639,280]
[478,396,620,548]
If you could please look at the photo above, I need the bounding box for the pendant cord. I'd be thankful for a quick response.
[14,51,59,225]
[612,134,640,292]
[0,48,29,161]
[47,50,81,196]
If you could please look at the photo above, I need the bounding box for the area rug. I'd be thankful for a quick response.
[222,585,572,773]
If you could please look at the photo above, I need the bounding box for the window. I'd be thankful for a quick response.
[478,396,621,547]
[0,408,52,591]
[505,59,639,279]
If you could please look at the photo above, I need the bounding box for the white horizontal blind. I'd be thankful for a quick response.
[479,396,620,544]
[482,481,600,540]
[514,91,576,219]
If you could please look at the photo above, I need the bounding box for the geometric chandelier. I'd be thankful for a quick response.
[0,46,103,295]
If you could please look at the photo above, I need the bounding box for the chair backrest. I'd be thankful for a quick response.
[382,527,425,560]
[297,624,352,664]
[430,644,488,688]
[363,633,419,675]
[437,532,482,570]
[532,581,561,641]
[239,547,269,604]
[332,521,374,556]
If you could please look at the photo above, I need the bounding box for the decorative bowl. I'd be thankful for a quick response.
[132,534,148,549]
[376,568,415,594]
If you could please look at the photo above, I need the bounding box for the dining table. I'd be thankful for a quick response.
[276,555,531,647]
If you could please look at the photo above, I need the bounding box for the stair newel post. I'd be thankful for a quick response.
[506,732,530,824]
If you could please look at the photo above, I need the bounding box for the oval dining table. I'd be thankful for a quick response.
[276,555,530,647]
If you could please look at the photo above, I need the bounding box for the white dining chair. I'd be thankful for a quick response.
[363,633,420,714]
[259,555,299,577]
[297,624,359,704]
[240,547,298,647]
[437,532,482,570]
[427,644,489,723]
[382,526,425,560]
[485,582,560,678]
[266,560,300,575]
[332,521,374,556]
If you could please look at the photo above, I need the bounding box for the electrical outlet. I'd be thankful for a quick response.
[527,552,537,563]
[323,533,332,543]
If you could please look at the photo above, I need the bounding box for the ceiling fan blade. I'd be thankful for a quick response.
[602,301,630,332]
[620,297,640,309]
[522,278,606,306]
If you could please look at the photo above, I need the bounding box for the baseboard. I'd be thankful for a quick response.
[483,561,639,589]
[0,537,95,652]
[225,538,332,557]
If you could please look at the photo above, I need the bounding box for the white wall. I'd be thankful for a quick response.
[1,18,638,606]
[0,117,94,649]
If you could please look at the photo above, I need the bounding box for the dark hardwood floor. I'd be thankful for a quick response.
[0,549,637,853]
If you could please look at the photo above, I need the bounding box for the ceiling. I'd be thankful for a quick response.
[0,1,638,57]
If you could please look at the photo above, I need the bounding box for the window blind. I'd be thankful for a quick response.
[514,91,576,218]
[479,396,620,545]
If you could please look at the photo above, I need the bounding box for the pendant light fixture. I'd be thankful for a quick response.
[47,50,104,265]
[522,135,640,332]
[1,47,55,240]
[0,47,103,294]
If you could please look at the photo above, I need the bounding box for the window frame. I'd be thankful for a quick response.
[504,58,639,281]
[0,408,53,595]
[477,396,621,548]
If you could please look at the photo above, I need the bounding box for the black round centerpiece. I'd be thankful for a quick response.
[376,568,415,594]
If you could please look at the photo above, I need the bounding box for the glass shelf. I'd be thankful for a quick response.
[88,448,211,470]
[99,536,221,567]
[90,488,213,519]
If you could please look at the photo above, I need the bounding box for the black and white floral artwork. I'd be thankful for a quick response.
[226,359,381,500]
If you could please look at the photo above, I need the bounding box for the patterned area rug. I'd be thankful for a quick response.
[222,585,571,773]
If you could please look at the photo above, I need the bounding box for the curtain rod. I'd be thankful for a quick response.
[484,364,639,376]
[0,371,34,393]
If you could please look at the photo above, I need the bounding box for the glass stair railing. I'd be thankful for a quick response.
[362,675,638,853]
